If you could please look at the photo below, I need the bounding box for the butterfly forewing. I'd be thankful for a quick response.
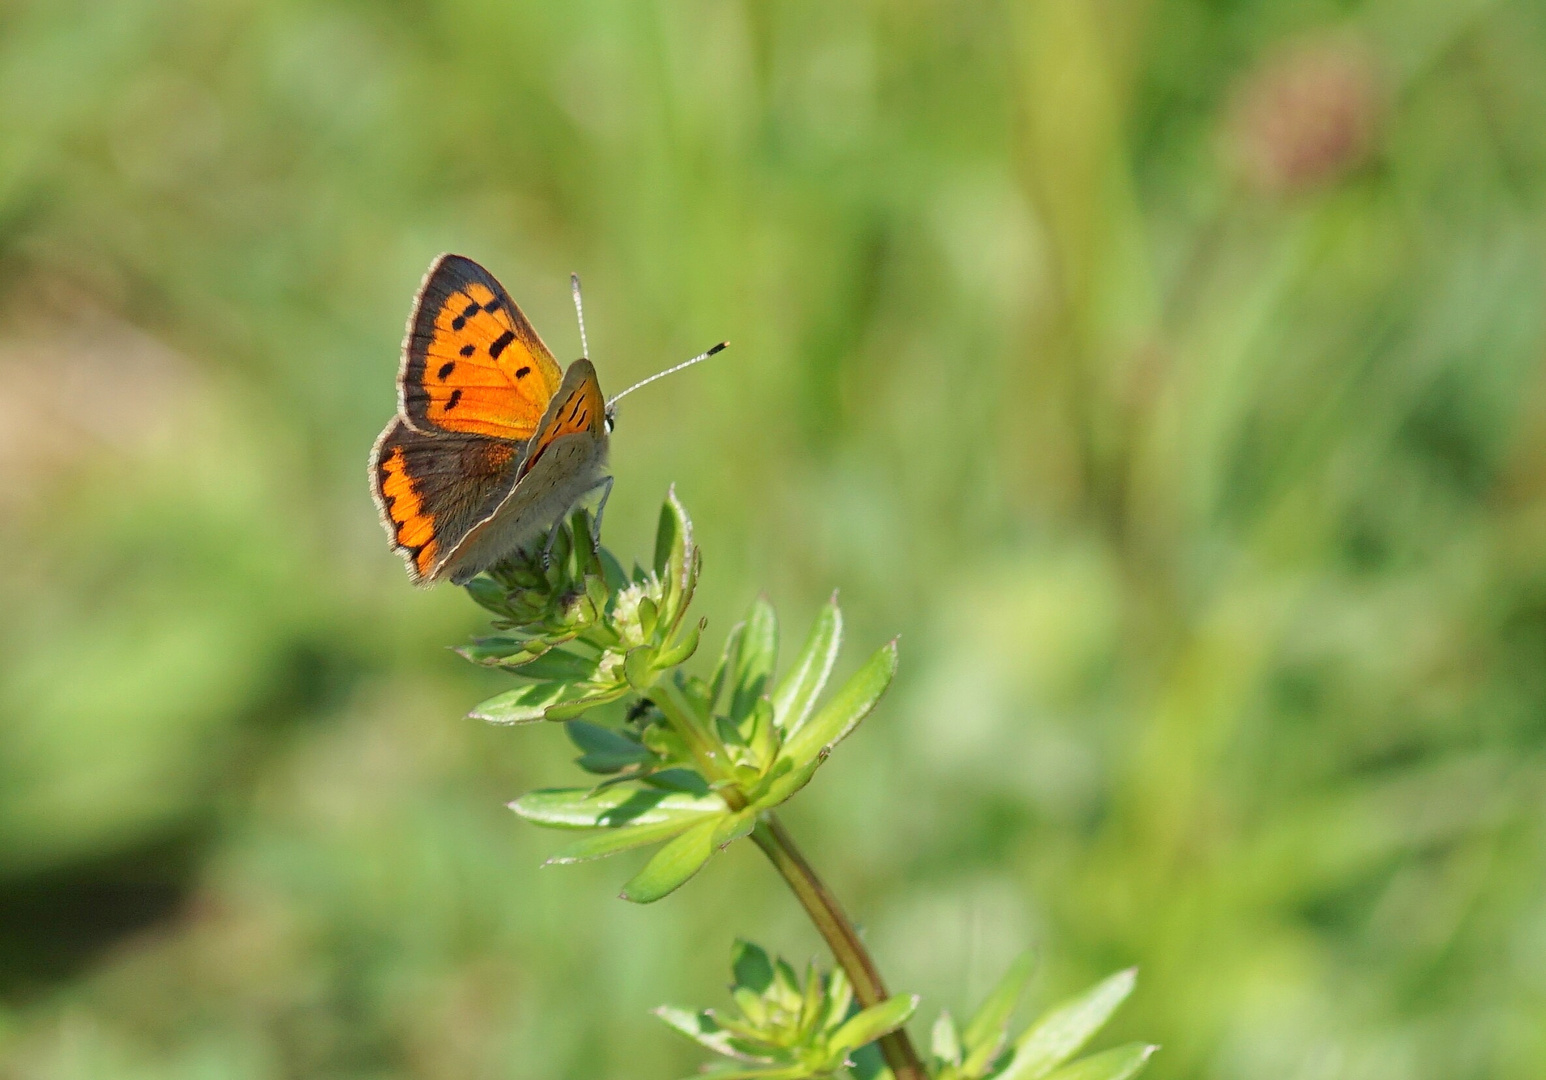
[400,254,564,440]
[518,358,607,478]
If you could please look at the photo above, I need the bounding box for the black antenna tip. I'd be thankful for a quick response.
[707,341,728,356]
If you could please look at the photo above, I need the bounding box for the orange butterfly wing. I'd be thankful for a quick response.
[517,358,607,478]
[371,418,526,584]
[400,254,564,440]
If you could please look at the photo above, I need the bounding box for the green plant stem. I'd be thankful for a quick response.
[646,679,732,786]
[751,814,926,1080]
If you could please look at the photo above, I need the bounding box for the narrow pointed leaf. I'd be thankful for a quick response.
[655,619,703,670]
[999,970,1137,1080]
[770,596,842,734]
[654,485,690,578]
[732,940,775,993]
[544,817,699,863]
[463,576,511,615]
[510,786,724,829]
[710,621,747,711]
[599,546,628,590]
[830,994,919,1055]
[747,755,823,811]
[962,952,1036,1055]
[712,809,757,849]
[692,1065,815,1080]
[513,649,601,682]
[779,640,898,767]
[730,597,778,722]
[1040,1045,1158,1080]
[621,815,720,902]
[543,685,629,720]
[653,1007,753,1059]
[566,723,646,777]
[932,1011,962,1066]
[469,682,570,724]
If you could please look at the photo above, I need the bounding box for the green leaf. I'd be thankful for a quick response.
[621,815,720,903]
[598,546,628,591]
[463,576,511,615]
[543,685,630,721]
[746,756,822,811]
[1040,1045,1158,1080]
[779,640,898,767]
[710,621,747,711]
[636,595,660,641]
[510,786,724,829]
[566,720,652,773]
[712,809,757,849]
[625,645,658,690]
[961,952,1035,1063]
[932,1011,962,1067]
[469,682,570,724]
[456,636,538,665]
[829,994,919,1055]
[730,597,778,722]
[820,968,853,1032]
[569,509,596,570]
[688,1064,812,1080]
[770,595,842,735]
[732,940,775,994]
[653,1006,746,1058]
[543,817,700,864]
[642,768,712,796]
[516,648,602,682]
[999,970,1137,1080]
[654,485,689,579]
[655,619,703,670]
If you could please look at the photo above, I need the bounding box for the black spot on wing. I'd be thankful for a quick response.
[437,361,455,380]
[515,366,530,379]
[489,330,516,359]
[446,389,463,410]
[459,343,476,357]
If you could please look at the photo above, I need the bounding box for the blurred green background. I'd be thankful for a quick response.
[2,0,1544,1077]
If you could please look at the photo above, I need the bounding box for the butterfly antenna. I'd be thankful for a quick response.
[607,341,729,409]
[571,272,590,359]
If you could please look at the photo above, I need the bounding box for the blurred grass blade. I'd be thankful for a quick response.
[770,595,841,735]
[779,640,898,768]
[621,815,720,902]
[962,951,1036,1057]
[1040,1045,1158,1080]
[1000,969,1137,1080]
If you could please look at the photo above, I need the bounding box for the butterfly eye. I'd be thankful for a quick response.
[604,406,616,434]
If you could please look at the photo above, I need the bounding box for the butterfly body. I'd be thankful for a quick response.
[370,255,611,586]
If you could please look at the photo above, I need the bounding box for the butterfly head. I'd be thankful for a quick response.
[604,401,617,433]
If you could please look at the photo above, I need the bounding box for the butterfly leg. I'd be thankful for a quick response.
[539,475,616,569]
[540,514,566,570]
[589,474,614,554]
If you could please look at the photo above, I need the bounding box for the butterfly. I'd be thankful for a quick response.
[370,254,724,586]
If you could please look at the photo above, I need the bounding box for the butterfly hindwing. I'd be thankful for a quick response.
[370,418,527,585]
[400,254,565,440]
